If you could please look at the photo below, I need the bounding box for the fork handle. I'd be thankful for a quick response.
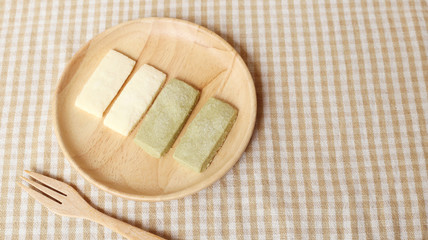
[85,208,165,240]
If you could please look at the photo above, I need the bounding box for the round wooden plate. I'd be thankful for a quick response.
[53,17,256,201]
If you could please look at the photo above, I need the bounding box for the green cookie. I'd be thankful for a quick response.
[134,79,200,158]
[173,97,237,172]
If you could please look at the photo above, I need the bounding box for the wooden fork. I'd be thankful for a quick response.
[18,170,165,240]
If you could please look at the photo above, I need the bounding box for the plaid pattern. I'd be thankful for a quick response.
[1,0,427,239]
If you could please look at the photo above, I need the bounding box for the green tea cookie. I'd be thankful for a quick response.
[173,97,237,172]
[134,79,200,158]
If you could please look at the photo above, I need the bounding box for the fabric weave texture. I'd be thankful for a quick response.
[0,0,427,239]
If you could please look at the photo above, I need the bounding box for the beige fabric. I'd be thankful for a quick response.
[0,0,427,239]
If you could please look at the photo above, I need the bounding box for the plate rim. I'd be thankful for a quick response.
[52,17,257,201]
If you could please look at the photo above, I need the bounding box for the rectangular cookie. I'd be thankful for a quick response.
[134,79,200,158]
[75,50,135,117]
[104,64,166,136]
[173,97,237,172]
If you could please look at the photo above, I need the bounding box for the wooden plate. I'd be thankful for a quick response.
[53,17,256,201]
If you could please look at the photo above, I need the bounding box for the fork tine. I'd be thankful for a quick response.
[24,170,68,196]
[17,181,61,208]
[20,176,65,202]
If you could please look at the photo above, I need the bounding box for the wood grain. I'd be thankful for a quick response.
[53,17,257,201]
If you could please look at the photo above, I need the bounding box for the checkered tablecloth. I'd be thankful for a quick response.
[1,0,427,239]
